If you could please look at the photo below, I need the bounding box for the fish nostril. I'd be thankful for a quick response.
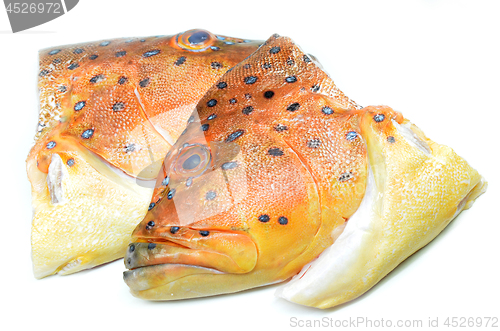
[129,244,135,252]
[170,226,180,234]
[145,221,155,230]
[127,258,131,265]
[199,230,210,237]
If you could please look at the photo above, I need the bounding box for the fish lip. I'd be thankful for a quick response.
[126,230,258,272]
[123,263,225,293]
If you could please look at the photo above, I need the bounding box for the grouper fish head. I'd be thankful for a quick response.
[124,34,368,299]
[29,29,262,278]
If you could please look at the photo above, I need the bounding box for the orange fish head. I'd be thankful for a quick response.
[124,34,365,300]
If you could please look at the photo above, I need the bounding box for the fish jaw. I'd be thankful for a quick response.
[123,230,258,298]
[276,106,487,308]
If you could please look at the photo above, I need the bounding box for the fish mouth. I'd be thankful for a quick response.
[123,231,258,298]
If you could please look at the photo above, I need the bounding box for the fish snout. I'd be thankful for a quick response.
[126,227,257,273]
[124,226,258,297]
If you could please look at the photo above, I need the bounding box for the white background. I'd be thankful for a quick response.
[1,1,499,330]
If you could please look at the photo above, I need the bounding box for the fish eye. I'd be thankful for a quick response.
[183,154,201,170]
[174,144,211,177]
[176,29,216,52]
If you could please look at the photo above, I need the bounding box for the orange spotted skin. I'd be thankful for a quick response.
[30,29,262,179]
[124,34,367,300]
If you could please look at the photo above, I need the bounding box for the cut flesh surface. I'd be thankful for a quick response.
[276,106,487,308]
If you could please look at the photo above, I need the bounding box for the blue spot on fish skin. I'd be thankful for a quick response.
[188,30,210,44]
[81,129,94,139]
[112,102,126,111]
[118,76,128,85]
[264,91,275,99]
[210,46,220,51]
[278,216,288,225]
[162,176,170,186]
[89,54,98,60]
[143,49,161,58]
[139,77,150,88]
[285,76,297,83]
[170,226,180,234]
[287,103,300,112]
[148,243,156,250]
[258,214,270,223]
[167,189,176,200]
[174,56,186,66]
[242,106,254,115]
[225,130,245,142]
[115,51,127,57]
[207,99,217,107]
[67,63,79,70]
[46,141,56,149]
[67,158,75,167]
[346,131,358,141]
[225,41,235,45]
[269,46,281,54]
[211,62,222,69]
[244,76,257,84]
[321,106,334,115]
[268,147,284,156]
[339,172,354,182]
[90,74,105,84]
[148,202,155,210]
[217,82,228,89]
[205,191,217,200]
[74,101,86,111]
[216,35,226,40]
[374,114,385,122]
[100,41,110,46]
[207,114,217,120]
[39,69,50,77]
[73,48,84,54]
[48,49,61,55]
